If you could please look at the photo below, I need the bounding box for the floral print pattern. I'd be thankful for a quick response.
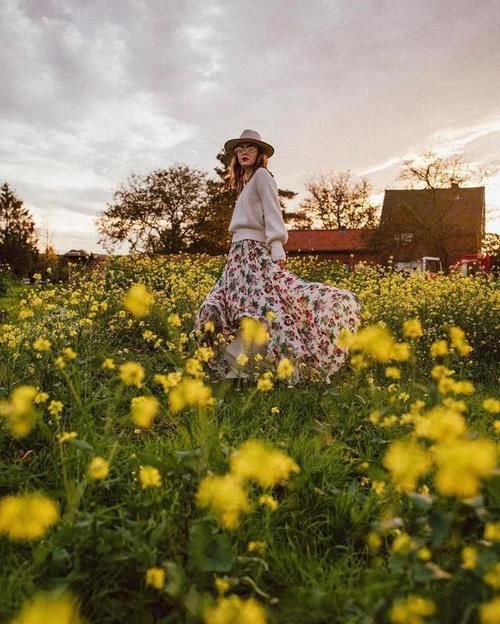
[191,240,362,384]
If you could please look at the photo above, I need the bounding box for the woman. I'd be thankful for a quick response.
[191,129,361,384]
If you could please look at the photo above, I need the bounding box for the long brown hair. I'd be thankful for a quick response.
[224,148,271,195]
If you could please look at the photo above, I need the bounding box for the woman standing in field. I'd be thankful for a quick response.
[191,129,361,384]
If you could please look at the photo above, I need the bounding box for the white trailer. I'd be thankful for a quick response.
[395,256,443,273]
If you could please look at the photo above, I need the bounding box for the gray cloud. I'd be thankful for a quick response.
[1,0,500,253]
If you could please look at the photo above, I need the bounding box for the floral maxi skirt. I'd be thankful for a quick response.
[191,240,362,384]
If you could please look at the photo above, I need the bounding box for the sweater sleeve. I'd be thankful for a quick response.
[255,169,288,262]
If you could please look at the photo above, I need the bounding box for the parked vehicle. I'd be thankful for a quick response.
[395,256,443,274]
[450,254,500,276]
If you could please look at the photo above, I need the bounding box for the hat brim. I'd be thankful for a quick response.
[224,138,274,157]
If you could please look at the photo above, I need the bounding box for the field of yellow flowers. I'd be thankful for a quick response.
[0,255,499,624]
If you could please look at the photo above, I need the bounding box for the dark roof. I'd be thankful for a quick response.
[380,185,485,231]
[285,229,376,252]
[64,249,89,257]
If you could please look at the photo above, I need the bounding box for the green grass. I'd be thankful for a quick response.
[0,265,499,623]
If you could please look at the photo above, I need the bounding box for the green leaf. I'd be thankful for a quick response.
[408,492,434,511]
[162,561,186,599]
[485,475,500,508]
[72,439,94,452]
[428,509,451,548]
[188,520,234,572]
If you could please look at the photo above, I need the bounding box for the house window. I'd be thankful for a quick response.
[393,232,414,245]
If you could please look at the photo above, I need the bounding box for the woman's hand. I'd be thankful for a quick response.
[276,259,285,269]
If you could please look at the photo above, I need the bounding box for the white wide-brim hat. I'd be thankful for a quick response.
[224,129,274,157]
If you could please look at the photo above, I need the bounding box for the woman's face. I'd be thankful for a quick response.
[235,142,259,169]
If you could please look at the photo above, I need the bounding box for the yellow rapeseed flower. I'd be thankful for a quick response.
[33,338,51,351]
[259,494,278,510]
[442,397,467,413]
[484,562,500,589]
[130,396,159,428]
[383,439,431,493]
[484,522,500,541]
[102,357,116,370]
[277,357,295,380]
[139,465,162,488]
[0,493,59,541]
[402,319,423,339]
[430,339,449,357]
[34,391,49,404]
[203,320,215,332]
[257,375,274,392]
[461,546,477,569]
[194,346,214,362]
[240,316,269,348]
[389,595,435,624]
[203,595,267,624]
[434,438,497,498]
[236,353,249,367]
[366,532,382,551]
[196,473,250,530]
[247,540,267,553]
[230,439,300,488]
[0,385,38,437]
[215,577,231,594]
[391,532,416,554]
[48,400,63,417]
[479,595,500,624]
[57,431,78,443]
[413,406,466,442]
[119,361,146,387]
[88,456,110,480]
[154,371,182,391]
[391,342,411,362]
[437,376,457,394]
[449,326,466,346]
[62,347,77,360]
[351,353,369,370]
[123,283,154,318]
[18,309,34,320]
[338,324,393,361]
[10,591,83,624]
[431,365,453,380]
[451,380,475,395]
[385,366,401,379]
[185,357,203,376]
[417,547,431,561]
[167,312,181,327]
[371,480,386,495]
[482,398,500,414]
[145,566,166,589]
[168,378,212,413]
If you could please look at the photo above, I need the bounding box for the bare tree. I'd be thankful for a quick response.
[374,151,499,268]
[299,170,378,229]
[399,150,498,189]
[283,209,314,229]
[481,233,500,256]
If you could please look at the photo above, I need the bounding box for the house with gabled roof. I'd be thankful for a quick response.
[284,183,485,269]
[372,183,485,268]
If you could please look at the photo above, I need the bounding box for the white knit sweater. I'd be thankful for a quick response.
[228,167,288,261]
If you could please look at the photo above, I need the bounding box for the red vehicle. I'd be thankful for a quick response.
[450,254,499,276]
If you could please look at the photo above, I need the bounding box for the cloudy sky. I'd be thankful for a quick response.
[2,0,500,253]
